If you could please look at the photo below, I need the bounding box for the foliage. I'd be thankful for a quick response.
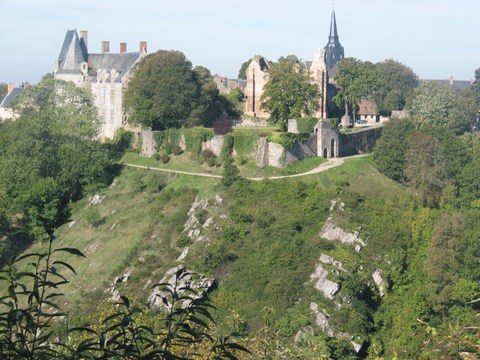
[261,58,321,131]
[123,50,222,130]
[471,67,480,107]
[0,83,7,99]
[220,134,234,162]
[373,118,415,181]
[0,234,85,359]
[410,80,476,134]
[232,133,259,156]
[84,208,105,227]
[296,116,319,133]
[238,58,253,80]
[334,58,418,117]
[221,155,240,187]
[404,132,449,207]
[267,132,310,150]
[161,154,170,164]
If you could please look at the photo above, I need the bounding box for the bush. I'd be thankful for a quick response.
[154,153,161,161]
[85,208,105,228]
[165,141,173,154]
[196,209,210,225]
[161,154,170,163]
[220,134,234,162]
[172,144,183,155]
[237,155,248,166]
[297,116,319,133]
[176,235,193,248]
[206,156,217,167]
[267,132,310,150]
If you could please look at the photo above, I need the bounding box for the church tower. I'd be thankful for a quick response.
[324,10,344,76]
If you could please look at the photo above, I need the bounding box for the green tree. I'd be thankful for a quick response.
[238,58,253,80]
[372,59,418,115]
[471,67,480,107]
[373,118,415,181]
[0,83,7,99]
[410,81,475,134]
[124,50,221,130]
[333,58,375,119]
[260,58,320,131]
[404,132,449,207]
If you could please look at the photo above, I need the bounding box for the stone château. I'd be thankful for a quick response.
[54,30,147,139]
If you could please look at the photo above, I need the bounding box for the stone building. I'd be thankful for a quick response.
[243,56,270,117]
[0,83,24,121]
[238,10,344,120]
[54,30,147,139]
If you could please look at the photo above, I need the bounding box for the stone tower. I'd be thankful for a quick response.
[309,48,329,119]
[244,56,270,118]
[324,10,344,76]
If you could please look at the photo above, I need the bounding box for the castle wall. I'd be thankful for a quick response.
[91,79,124,140]
[309,49,328,119]
[339,128,379,157]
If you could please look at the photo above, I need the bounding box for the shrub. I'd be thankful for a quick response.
[85,208,105,227]
[176,235,193,248]
[154,153,161,161]
[161,154,170,163]
[220,134,234,162]
[236,155,248,166]
[196,209,210,225]
[206,156,217,167]
[172,144,183,155]
[267,132,310,150]
[165,141,173,154]
[297,116,319,133]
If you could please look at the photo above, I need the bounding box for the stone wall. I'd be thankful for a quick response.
[339,128,379,157]
[201,136,224,157]
[255,134,317,168]
[91,80,124,140]
[244,56,270,118]
[140,131,156,157]
[233,117,269,127]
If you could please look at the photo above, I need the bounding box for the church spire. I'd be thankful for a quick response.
[324,9,344,76]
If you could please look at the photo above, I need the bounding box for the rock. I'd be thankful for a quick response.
[89,194,105,206]
[309,303,334,337]
[138,256,145,263]
[68,220,76,228]
[220,214,228,219]
[110,221,118,231]
[320,220,366,251]
[148,266,215,309]
[319,253,334,265]
[177,247,189,262]
[201,136,224,157]
[329,200,337,211]
[215,194,224,206]
[310,264,340,299]
[372,269,385,297]
[203,217,214,229]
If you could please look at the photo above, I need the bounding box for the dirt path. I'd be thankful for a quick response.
[123,154,367,181]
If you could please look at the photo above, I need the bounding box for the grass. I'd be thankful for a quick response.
[122,151,326,179]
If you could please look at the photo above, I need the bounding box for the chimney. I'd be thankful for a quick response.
[101,41,110,53]
[80,30,88,50]
[139,41,147,54]
[120,42,127,54]
[7,83,15,95]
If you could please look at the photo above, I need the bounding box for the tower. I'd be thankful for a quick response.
[324,10,344,76]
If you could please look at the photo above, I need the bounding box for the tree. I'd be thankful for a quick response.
[260,58,321,131]
[373,118,415,181]
[333,58,375,119]
[238,58,253,80]
[471,67,480,107]
[0,83,7,99]
[410,81,476,134]
[404,132,449,207]
[124,50,222,130]
[372,59,418,115]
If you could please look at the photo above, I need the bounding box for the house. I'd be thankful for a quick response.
[0,83,24,121]
[54,30,147,139]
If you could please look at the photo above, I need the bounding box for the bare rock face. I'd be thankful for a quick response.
[88,194,105,207]
[372,269,386,297]
[320,219,366,252]
[107,271,132,301]
[310,264,340,299]
[202,136,224,157]
[147,267,215,310]
[309,303,335,337]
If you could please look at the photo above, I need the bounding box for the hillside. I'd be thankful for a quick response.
[18,154,456,358]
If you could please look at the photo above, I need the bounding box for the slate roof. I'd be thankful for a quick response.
[0,88,23,108]
[88,52,141,82]
[56,30,88,74]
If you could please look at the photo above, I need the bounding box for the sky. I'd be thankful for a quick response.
[1,0,479,85]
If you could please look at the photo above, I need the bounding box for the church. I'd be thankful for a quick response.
[242,10,345,120]
[53,30,147,139]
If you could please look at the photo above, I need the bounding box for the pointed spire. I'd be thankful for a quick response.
[328,11,340,45]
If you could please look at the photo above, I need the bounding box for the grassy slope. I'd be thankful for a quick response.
[22,155,417,354]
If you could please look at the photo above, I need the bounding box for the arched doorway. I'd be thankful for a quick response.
[330,139,335,158]
[323,148,328,158]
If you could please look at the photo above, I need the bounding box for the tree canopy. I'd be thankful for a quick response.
[333,58,418,117]
[260,58,320,131]
[470,67,480,107]
[123,50,222,130]
[410,81,476,134]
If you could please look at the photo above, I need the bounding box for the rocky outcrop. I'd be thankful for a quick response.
[310,263,340,300]
[373,269,385,297]
[148,266,215,310]
[320,219,366,252]
[202,135,224,157]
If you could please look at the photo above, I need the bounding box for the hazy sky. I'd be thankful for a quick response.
[1,0,479,85]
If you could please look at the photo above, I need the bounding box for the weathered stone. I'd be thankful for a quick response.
[287,119,299,133]
[372,269,385,297]
[177,247,189,262]
[215,194,224,206]
[89,194,105,206]
[309,303,334,337]
[203,217,214,229]
[319,253,334,265]
[202,135,224,157]
[310,264,340,299]
[68,220,76,228]
[320,220,366,250]
[141,131,155,157]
